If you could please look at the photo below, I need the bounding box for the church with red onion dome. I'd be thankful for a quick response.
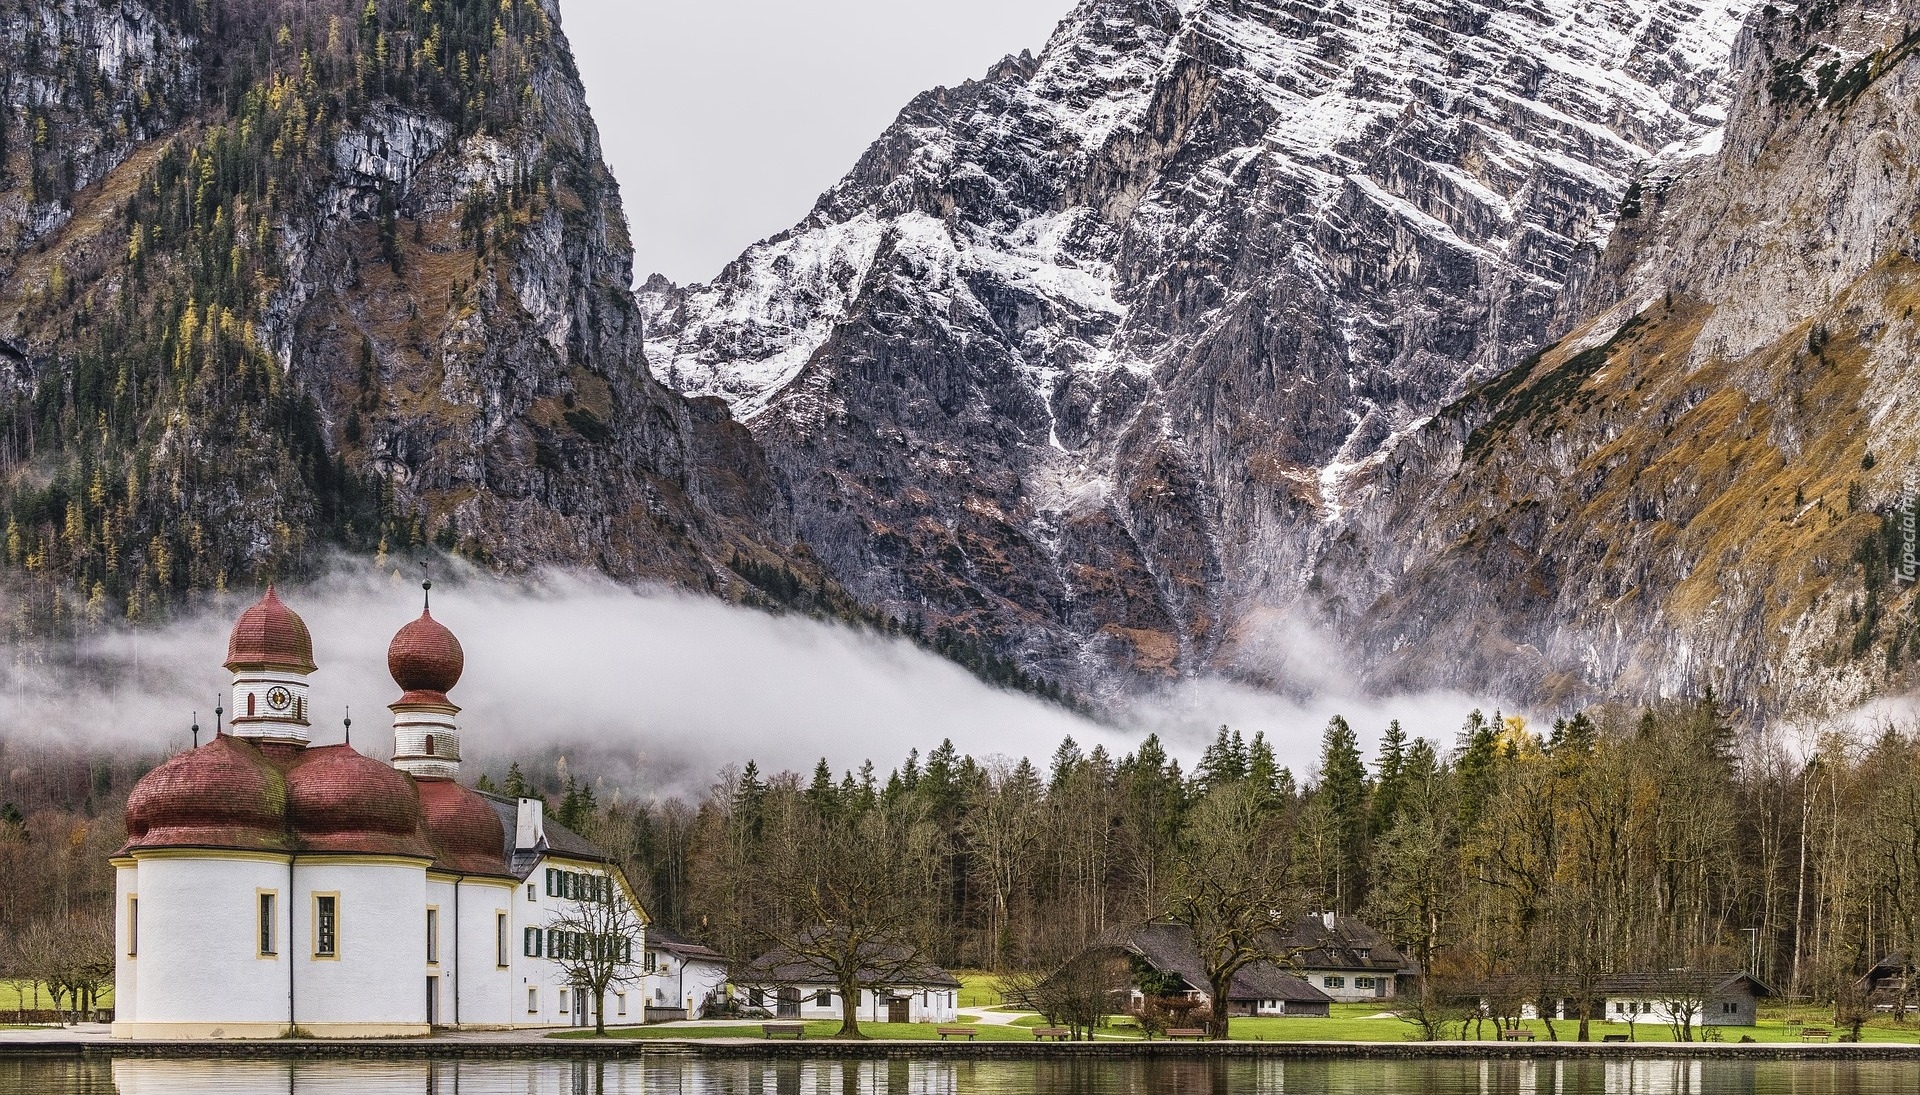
[111,585,649,1039]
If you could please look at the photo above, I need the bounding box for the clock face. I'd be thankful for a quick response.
[266,687,293,712]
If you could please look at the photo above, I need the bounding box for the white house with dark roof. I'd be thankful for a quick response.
[736,934,959,1023]
[1593,971,1769,1028]
[481,792,649,1028]
[643,927,730,1021]
[1108,923,1333,1017]
[1282,912,1418,1003]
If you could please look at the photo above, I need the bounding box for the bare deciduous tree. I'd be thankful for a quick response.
[1165,783,1302,1039]
[544,875,646,1036]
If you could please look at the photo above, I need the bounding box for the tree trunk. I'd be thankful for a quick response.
[594,986,606,1036]
[837,978,862,1038]
[1208,978,1231,1040]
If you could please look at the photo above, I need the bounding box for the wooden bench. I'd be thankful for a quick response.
[1167,1028,1208,1040]
[762,1022,805,1039]
[936,1025,978,1040]
[1031,1026,1072,1041]
[1499,1028,1537,1041]
[1800,1027,1832,1042]
[1602,1034,1632,1043]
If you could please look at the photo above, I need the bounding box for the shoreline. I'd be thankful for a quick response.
[6,1037,1920,1061]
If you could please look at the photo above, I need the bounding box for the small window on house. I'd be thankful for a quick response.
[616,992,627,1017]
[497,912,510,968]
[815,989,832,1007]
[1356,977,1374,990]
[426,907,440,964]
[527,883,536,902]
[559,991,569,1014]
[749,988,764,1008]
[258,892,277,956]
[546,869,558,897]
[127,895,138,957]
[1323,976,1345,989]
[528,987,538,1013]
[314,894,339,957]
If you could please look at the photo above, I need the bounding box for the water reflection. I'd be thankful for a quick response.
[0,1054,1891,1095]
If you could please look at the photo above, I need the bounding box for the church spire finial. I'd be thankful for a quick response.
[421,563,432,614]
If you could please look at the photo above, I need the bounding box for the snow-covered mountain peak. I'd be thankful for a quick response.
[641,0,1756,689]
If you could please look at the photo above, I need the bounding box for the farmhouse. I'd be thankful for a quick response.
[1593,971,1770,1028]
[1861,953,1915,1010]
[110,588,649,1038]
[738,934,959,1023]
[1111,923,1332,1017]
[1282,912,1418,1003]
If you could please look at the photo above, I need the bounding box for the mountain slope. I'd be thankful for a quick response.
[1326,0,1920,715]
[646,0,1753,694]
[0,0,795,634]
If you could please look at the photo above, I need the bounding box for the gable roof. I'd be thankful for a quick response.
[743,930,959,988]
[1593,971,1772,998]
[1123,923,1331,1004]
[1279,913,1416,974]
[478,792,611,880]
[648,926,727,964]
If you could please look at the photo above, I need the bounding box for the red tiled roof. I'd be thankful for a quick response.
[388,609,463,698]
[417,779,512,877]
[121,735,291,855]
[285,745,435,858]
[225,586,317,672]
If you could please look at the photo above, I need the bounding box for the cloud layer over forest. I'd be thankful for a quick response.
[0,566,1489,797]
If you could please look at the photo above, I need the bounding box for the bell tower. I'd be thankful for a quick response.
[224,586,317,747]
[388,581,466,780]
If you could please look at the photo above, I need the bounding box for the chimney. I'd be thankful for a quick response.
[516,797,547,851]
[1322,911,1336,930]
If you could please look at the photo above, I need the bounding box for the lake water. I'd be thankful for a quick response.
[2,1054,1915,1095]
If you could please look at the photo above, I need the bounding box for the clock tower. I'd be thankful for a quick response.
[224,586,317,746]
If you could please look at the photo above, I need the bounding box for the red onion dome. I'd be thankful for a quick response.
[122,736,291,853]
[225,586,317,673]
[285,745,434,858]
[416,780,511,876]
[388,609,463,700]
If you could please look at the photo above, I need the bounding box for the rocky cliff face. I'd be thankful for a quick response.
[0,0,794,634]
[1327,0,1920,716]
[646,0,1753,696]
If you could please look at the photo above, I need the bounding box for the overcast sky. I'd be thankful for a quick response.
[560,0,1072,285]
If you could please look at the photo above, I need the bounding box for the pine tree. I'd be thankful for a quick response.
[1318,715,1371,912]
[1371,719,1409,835]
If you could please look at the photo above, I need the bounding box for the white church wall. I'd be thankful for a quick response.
[289,859,429,1036]
[433,876,516,1028]
[113,863,138,1024]
[114,854,291,1038]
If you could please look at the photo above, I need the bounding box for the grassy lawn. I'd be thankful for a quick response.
[552,1021,1041,1041]
[0,980,112,1011]
[953,971,1003,1008]
[549,999,1920,1044]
